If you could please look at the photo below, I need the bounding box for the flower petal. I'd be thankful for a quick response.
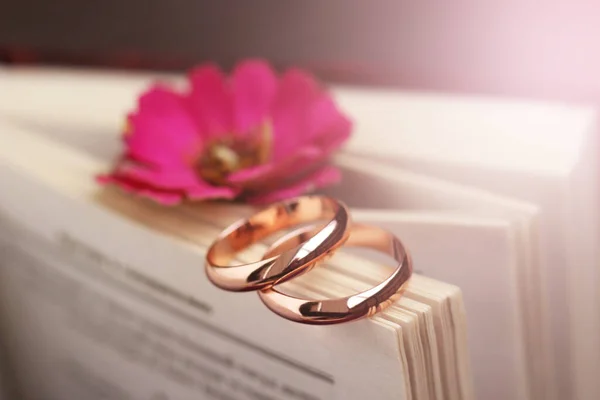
[231,59,277,136]
[97,170,239,203]
[137,84,183,116]
[126,86,201,168]
[187,64,233,139]
[185,185,240,200]
[271,69,321,160]
[113,162,240,197]
[97,175,184,205]
[115,163,204,189]
[244,166,341,204]
[226,146,323,188]
[98,153,241,204]
[306,95,352,152]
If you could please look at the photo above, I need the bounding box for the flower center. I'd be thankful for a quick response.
[197,120,272,185]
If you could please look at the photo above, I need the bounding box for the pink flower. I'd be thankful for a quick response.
[97,59,352,205]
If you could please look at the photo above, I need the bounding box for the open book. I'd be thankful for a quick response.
[0,66,598,400]
[0,108,475,400]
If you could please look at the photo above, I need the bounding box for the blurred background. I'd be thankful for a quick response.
[2,1,600,104]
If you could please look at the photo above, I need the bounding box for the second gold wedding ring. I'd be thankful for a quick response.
[205,195,351,291]
[259,223,413,325]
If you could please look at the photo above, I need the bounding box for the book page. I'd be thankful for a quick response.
[326,214,524,400]
[298,268,432,400]
[355,150,594,399]
[0,71,543,400]
[324,154,546,400]
[0,125,522,400]
[0,124,412,400]
[0,202,406,400]
[210,202,522,400]
[334,86,592,175]
[332,88,599,400]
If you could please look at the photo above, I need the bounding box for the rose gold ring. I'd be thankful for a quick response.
[205,195,351,292]
[257,223,413,325]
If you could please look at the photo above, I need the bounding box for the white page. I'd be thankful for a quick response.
[381,150,600,400]
[324,154,547,400]
[330,87,600,400]
[347,211,525,400]
[99,193,513,400]
[0,223,409,400]
[1,121,526,400]
[333,87,593,175]
[0,158,407,400]
[215,202,524,400]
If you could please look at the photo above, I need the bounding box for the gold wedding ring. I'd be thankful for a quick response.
[259,223,412,324]
[205,195,351,291]
[204,195,413,324]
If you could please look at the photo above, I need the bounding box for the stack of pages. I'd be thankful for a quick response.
[0,66,598,400]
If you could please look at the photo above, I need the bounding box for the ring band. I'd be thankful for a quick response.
[205,195,351,291]
[257,223,413,324]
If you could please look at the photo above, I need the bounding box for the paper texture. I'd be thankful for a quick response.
[0,122,519,400]
[331,84,599,400]
[0,224,337,400]
[327,153,549,399]
[0,163,407,400]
